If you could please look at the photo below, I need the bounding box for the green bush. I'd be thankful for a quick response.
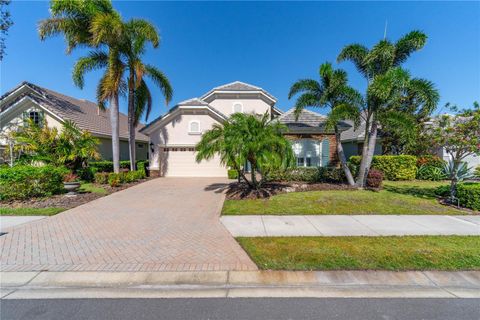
[456,183,480,211]
[77,166,97,182]
[416,155,446,169]
[108,173,121,187]
[94,172,109,184]
[90,160,148,173]
[475,166,480,178]
[416,165,447,181]
[0,165,67,200]
[349,155,417,181]
[434,185,450,197]
[266,167,345,183]
[228,169,239,180]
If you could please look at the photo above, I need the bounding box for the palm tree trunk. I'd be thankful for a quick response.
[334,126,355,186]
[110,94,120,174]
[364,119,378,174]
[128,74,136,171]
[356,113,371,187]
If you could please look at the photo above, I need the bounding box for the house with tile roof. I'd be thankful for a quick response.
[0,82,149,163]
[140,81,351,177]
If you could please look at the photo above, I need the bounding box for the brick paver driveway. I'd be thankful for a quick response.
[0,178,256,272]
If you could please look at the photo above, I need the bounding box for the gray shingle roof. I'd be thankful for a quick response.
[278,108,351,133]
[201,81,277,102]
[340,119,366,142]
[1,82,148,142]
[177,97,210,107]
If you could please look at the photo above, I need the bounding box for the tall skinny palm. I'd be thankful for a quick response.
[289,62,362,186]
[337,30,431,186]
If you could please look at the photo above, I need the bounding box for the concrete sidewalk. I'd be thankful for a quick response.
[1,270,479,299]
[221,215,480,237]
[0,216,47,232]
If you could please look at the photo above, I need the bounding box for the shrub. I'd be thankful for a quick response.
[228,169,239,180]
[416,165,447,181]
[94,172,109,184]
[416,155,446,169]
[0,165,67,200]
[474,166,480,178]
[349,155,417,181]
[266,167,345,183]
[108,173,121,187]
[77,166,97,182]
[434,185,450,197]
[456,183,480,211]
[63,172,79,182]
[90,160,148,173]
[366,169,384,189]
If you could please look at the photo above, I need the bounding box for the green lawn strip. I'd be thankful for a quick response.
[0,207,65,216]
[237,236,480,271]
[222,180,465,215]
[80,183,108,195]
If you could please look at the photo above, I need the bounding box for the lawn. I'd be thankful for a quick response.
[237,236,480,271]
[0,207,65,216]
[79,183,108,195]
[222,180,467,215]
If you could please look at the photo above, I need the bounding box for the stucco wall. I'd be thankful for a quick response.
[97,138,147,161]
[208,98,271,117]
[342,140,382,161]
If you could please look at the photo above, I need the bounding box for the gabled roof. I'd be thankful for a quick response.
[0,82,148,142]
[177,97,210,107]
[278,108,351,133]
[201,81,277,103]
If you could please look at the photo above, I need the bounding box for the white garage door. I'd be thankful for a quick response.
[162,150,227,177]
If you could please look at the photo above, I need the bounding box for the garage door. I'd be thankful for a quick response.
[162,150,227,177]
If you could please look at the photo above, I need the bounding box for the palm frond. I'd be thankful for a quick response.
[337,44,369,77]
[394,30,427,66]
[72,50,109,88]
[288,79,321,99]
[145,64,173,105]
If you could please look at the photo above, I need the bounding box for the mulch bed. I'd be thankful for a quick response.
[0,178,154,209]
[226,181,356,200]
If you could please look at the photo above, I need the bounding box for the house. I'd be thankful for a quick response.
[140,81,351,177]
[340,118,382,160]
[0,82,149,163]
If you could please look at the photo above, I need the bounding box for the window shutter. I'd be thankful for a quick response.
[22,111,29,126]
[38,111,45,127]
[321,138,330,167]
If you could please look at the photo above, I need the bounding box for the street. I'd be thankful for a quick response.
[1,298,479,320]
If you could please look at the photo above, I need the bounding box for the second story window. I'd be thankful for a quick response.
[29,111,40,125]
[232,102,243,113]
[189,120,201,134]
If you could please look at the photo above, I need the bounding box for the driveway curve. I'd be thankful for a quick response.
[0,178,256,272]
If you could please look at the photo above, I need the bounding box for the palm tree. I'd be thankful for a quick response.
[39,0,124,173]
[196,113,294,189]
[337,30,433,187]
[288,62,362,186]
[121,20,173,171]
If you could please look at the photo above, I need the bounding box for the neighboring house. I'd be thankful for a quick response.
[0,82,148,163]
[140,81,351,177]
[340,119,382,160]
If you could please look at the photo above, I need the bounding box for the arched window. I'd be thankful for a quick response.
[189,120,201,134]
[232,102,243,113]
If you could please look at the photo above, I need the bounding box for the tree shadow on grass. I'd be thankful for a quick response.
[383,185,439,199]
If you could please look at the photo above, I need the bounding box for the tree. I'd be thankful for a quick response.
[39,0,124,173]
[337,30,430,187]
[427,103,480,201]
[0,0,13,60]
[288,62,362,186]
[12,119,100,170]
[121,20,173,171]
[196,113,294,189]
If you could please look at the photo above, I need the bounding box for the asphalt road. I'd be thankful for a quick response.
[1,298,479,320]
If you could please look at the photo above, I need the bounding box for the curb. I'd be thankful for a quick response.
[1,270,480,299]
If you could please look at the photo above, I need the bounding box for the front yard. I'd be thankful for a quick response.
[237,236,480,271]
[223,180,473,215]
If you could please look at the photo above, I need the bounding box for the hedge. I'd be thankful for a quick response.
[90,160,148,173]
[456,183,480,211]
[0,165,67,200]
[349,155,417,181]
[95,170,146,187]
[266,167,346,183]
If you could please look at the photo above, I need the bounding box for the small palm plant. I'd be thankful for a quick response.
[443,160,474,201]
[196,112,294,189]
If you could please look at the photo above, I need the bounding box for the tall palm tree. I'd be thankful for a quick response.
[337,30,433,187]
[288,62,362,186]
[121,20,173,171]
[39,0,125,173]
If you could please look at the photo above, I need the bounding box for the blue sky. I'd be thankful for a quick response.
[1,1,479,123]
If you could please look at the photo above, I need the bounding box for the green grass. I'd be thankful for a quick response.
[237,236,480,271]
[222,180,468,215]
[80,183,108,195]
[0,207,65,216]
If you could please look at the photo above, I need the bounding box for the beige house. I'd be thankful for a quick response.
[141,81,350,177]
[0,82,148,163]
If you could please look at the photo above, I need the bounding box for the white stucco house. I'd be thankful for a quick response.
[140,81,349,177]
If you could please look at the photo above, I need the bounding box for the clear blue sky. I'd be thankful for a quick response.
[2,1,479,123]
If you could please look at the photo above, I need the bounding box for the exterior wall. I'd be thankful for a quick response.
[208,98,271,117]
[285,133,339,167]
[438,147,480,169]
[341,140,382,161]
[97,138,148,161]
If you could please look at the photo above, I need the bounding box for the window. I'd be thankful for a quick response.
[189,120,201,134]
[292,139,321,167]
[232,102,243,113]
[29,111,40,125]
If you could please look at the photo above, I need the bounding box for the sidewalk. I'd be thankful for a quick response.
[221,215,480,237]
[2,270,479,299]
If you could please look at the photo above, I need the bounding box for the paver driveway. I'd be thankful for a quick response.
[0,178,256,272]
